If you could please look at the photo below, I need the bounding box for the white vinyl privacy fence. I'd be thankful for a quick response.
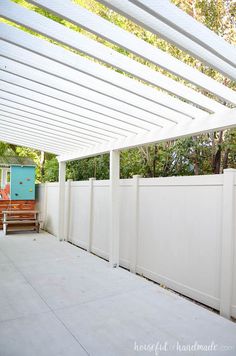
[37,169,236,318]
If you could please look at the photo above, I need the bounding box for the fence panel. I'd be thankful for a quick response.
[68,181,90,249]
[37,172,236,317]
[137,176,223,310]
[91,180,110,259]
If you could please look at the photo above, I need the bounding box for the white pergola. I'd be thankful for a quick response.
[0,0,235,266]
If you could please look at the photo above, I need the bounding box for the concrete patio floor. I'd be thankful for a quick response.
[0,232,236,356]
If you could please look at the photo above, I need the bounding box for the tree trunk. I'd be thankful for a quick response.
[193,158,199,175]
[212,131,223,174]
[153,145,158,177]
[40,151,45,181]
[222,148,230,171]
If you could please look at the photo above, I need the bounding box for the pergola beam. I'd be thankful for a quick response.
[129,0,236,68]
[0,100,122,144]
[0,39,204,123]
[0,104,114,145]
[0,23,205,119]
[30,0,236,100]
[0,81,143,137]
[109,150,120,268]
[0,67,177,130]
[58,108,236,162]
[0,124,78,152]
[99,0,236,81]
[0,60,179,127]
[58,161,66,241]
[0,0,225,112]
[0,115,92,149]
[0,133,63,154]
[0,92,129,142]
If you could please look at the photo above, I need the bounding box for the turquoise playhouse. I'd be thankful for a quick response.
[0,157,36,201]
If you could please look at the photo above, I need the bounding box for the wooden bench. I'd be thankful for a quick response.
[2,210,40,235]
[0,200,36,229]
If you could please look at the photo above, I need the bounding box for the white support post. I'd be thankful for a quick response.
[64,179,72,242]
[220,168,236,319]
[109,150,120,268]
[130,175,140,273]
[1,168,8,188]
[43,182,48,230]
[58,161,66,241]
[87,177,95,252]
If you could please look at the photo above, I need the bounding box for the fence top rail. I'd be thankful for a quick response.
[36,174,228,188]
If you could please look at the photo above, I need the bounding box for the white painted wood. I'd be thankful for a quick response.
[0,23,206,119]
[0,59,169,132]
[0,121,82,155]
[0,80,143,136]
[0,168,8,189]
[0,1,234,160]
[58,108,236,162]
[0,132,64,154]
[109,150,120,268]
[0,61,188,127]
[28,0,236,102]
[64,180,72,242]
[0,94,125,142]
[0,109,101,147]
[0,114,92,149]
[128,0,236,68]
[3,214,7,235]
[220,169,236,318]
[88,178,95,253]
[99,0,236,81]
[58,162,66,242]
[0,99,119,142]
[129,175,140,274]
[43,183,48,230]
[0,46,195,127]
[0,0,225,112]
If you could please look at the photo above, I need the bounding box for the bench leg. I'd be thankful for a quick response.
[35,222,40,233]
[3,224,7,236]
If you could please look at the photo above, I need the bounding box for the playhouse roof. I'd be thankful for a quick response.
[0,0,235,162]
[0,156,36,167]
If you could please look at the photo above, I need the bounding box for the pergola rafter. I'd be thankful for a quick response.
[0,69,177,130]
[0,0,235,267]
[0,0,234,160]
[99,0,236,81]
[28,0,236,104]
[0,24,205,119]
[0,57,189,126]
[0,0,229,113]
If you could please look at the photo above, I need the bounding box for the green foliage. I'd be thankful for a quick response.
[43,157,59,182]
[66,154,109,181]
[0,142,15,156]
